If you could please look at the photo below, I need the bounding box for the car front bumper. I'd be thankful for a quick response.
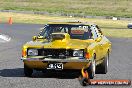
[21,57,92,70]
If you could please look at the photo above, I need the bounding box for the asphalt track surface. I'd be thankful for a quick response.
[0,23,132,88]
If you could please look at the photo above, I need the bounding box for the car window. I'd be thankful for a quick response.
[70,26,92,40]
[96,25,103,35]
[90,25,100,39]
[39,24,93,40]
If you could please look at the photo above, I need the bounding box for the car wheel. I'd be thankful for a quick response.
[87,58,96,79]
[99,53,109,74]
[24,64,33,77]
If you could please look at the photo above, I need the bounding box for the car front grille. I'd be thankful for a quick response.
[38,49,73,59]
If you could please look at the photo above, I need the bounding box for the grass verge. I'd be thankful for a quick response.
[0,0,132,18]
[0,12,132,38]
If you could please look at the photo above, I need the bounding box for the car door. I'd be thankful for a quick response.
[96,25,108,58]
[101,36,111,57]
[91,25,104,61]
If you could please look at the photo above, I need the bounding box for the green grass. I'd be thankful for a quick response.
[0,0,132,17]
[1,12,132,38]
[102,29,132,38]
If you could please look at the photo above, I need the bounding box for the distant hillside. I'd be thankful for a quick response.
[0,0,132,18]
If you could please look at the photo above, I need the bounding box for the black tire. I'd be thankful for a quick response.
[24,64,33,77]
[99,53,109,74]
[87,59,96,79]
[42,70,46,73]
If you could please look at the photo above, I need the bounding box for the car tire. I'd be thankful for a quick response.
[24,64,33,77]
[42,70,46,73]
[99,53,109,74]
[87,58,96,79]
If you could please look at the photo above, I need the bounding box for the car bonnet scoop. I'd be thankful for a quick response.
[51,33,66,40]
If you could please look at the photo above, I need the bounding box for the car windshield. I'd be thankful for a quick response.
[39,24,92,40]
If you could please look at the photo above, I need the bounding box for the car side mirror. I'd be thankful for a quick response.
[95,37,102,42]
[32,36,37,41]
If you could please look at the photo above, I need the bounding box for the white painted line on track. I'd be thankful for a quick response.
[0,34,11,42]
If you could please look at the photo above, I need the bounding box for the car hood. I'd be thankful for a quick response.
[24,39,94,49]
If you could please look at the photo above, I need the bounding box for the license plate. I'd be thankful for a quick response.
[47,63,63,70]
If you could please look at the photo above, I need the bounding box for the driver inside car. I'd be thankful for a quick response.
[83,28,93,39]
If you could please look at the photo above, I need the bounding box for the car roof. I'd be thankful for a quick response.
[47,21,95,26]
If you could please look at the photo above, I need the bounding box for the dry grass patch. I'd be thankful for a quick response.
[0,12,132,38]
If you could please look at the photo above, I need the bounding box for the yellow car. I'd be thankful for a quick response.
[21,22,111,79]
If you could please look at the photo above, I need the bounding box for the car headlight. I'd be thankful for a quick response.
[28,49,38,56]
[73,50,83,57]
